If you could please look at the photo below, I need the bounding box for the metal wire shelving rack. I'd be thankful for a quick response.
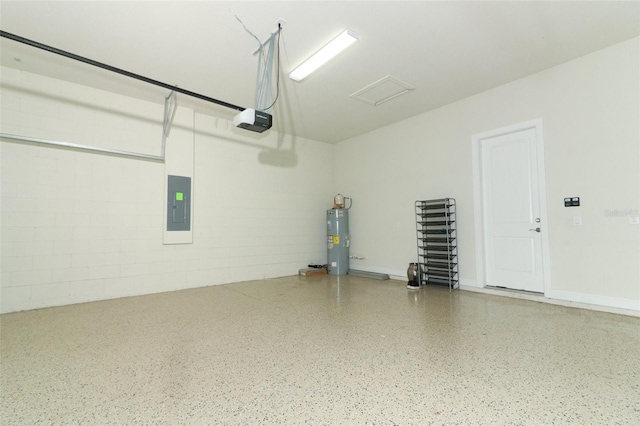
[415,198,458,291]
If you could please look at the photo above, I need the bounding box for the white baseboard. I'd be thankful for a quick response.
[459,277,478,288]
[545,289,640,313]
[351,270,639,316]
[460,285,640,317]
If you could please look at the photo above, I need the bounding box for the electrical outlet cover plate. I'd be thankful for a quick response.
[564,197,580,207]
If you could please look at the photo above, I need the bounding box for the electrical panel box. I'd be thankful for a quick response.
[167,175,191,231]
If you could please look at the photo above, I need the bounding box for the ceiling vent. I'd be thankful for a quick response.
[350,75,415,106]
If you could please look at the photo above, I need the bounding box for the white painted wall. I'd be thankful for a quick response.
[0,67,333,313]
[2,37,638,313]
[334,37,640,311]
[162,103,195,245]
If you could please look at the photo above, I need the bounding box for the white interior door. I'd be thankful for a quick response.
[479,127,545,293]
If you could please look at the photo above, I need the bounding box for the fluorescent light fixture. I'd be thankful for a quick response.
[289,29,358,82]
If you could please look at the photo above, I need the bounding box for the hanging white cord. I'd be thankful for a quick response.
[256,34,276,111]
[234,13,263,50]
[163,90,177,138]
[161,90,177,158]
[233,12,277,111]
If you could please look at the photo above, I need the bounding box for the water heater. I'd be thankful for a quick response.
[327,208,350,275]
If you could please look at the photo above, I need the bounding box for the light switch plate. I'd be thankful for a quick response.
[573,216,582,225]
[630,216,640,225]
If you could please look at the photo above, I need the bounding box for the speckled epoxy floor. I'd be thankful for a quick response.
[1,275,639,425]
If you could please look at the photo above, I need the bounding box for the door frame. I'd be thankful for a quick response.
[471,119,552,295]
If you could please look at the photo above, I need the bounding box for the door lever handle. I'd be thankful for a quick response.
[529,227,541,233]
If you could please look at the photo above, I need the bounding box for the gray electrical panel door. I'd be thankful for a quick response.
[167,175,191,231]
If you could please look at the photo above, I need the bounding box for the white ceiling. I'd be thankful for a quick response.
[1,1,639,144]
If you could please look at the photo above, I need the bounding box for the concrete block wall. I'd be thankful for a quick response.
[194,114,333,284]
[0,66,333,313]
[1,140,165,311]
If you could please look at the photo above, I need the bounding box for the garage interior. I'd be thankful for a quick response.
[1,1,639,424]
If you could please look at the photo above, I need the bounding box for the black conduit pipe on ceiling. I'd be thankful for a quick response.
[0,30,246,112]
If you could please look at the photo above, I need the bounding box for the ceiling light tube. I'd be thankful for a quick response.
[289,29,358,82]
